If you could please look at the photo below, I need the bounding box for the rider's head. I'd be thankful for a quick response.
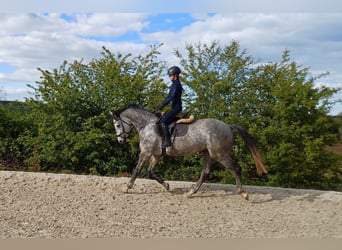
[167,66,181,80]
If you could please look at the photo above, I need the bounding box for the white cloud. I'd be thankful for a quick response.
[3,0,342,12]
[0,13,150,75]
[142,13,342,73]
[0,86,32,101]
[0,12,341,114]
[68,13,148,37]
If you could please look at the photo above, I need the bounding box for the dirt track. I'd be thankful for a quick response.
[0,170,341,238]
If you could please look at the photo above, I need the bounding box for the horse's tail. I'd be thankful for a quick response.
[230,124,268,175]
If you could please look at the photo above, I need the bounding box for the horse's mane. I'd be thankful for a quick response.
[115,104,154,116]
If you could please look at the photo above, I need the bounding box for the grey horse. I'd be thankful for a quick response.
[110,104,267,199]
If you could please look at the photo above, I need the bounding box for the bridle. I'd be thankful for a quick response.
[115,116,132,138]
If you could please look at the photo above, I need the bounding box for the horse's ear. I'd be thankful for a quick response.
[109,110,118,120]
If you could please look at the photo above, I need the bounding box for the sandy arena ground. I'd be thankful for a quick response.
[0,170,341,238]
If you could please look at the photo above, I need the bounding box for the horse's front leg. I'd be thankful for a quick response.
[124,152,149,193]
[148,155,169,191]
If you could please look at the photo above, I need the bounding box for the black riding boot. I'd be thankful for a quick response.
[160,124,171,148]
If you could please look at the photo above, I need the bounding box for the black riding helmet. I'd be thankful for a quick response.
[167,66,181,75]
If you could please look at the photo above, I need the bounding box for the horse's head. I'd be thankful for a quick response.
[109,110,132,144]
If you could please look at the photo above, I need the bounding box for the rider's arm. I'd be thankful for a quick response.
[159,82,176,109]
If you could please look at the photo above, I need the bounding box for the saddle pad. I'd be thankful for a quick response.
[155,123,190,138]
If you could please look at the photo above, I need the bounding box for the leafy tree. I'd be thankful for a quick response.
[175,41,341,190]
[249,51,341,189]
[175,40,255,121]
[23,45,166,174]
[0,101,34,170]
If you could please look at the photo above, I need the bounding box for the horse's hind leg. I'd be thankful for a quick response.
[148,155,169,191]
[186,150,211,197]
[218,156,249,200]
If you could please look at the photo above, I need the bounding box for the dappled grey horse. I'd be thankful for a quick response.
[110,104,267,199]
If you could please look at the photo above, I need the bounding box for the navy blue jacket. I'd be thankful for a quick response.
[160,79,182,110]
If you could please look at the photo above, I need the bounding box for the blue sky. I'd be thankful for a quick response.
[1,1,342,114]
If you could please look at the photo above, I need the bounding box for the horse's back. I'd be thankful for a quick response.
[185,118,233,144]
[192,118,232,134]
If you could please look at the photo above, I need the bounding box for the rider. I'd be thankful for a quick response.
[157,66,183,149]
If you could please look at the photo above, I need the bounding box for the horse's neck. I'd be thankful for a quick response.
[124,110,156,131]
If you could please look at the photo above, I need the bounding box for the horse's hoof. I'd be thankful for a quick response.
[240,192,249,200]
[184,190,194,198]
[164,183,170,191]
[121,186,129,193]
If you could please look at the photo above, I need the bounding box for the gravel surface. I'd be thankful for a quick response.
[0,170,341,238]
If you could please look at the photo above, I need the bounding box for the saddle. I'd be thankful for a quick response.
[156,114,195,138]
